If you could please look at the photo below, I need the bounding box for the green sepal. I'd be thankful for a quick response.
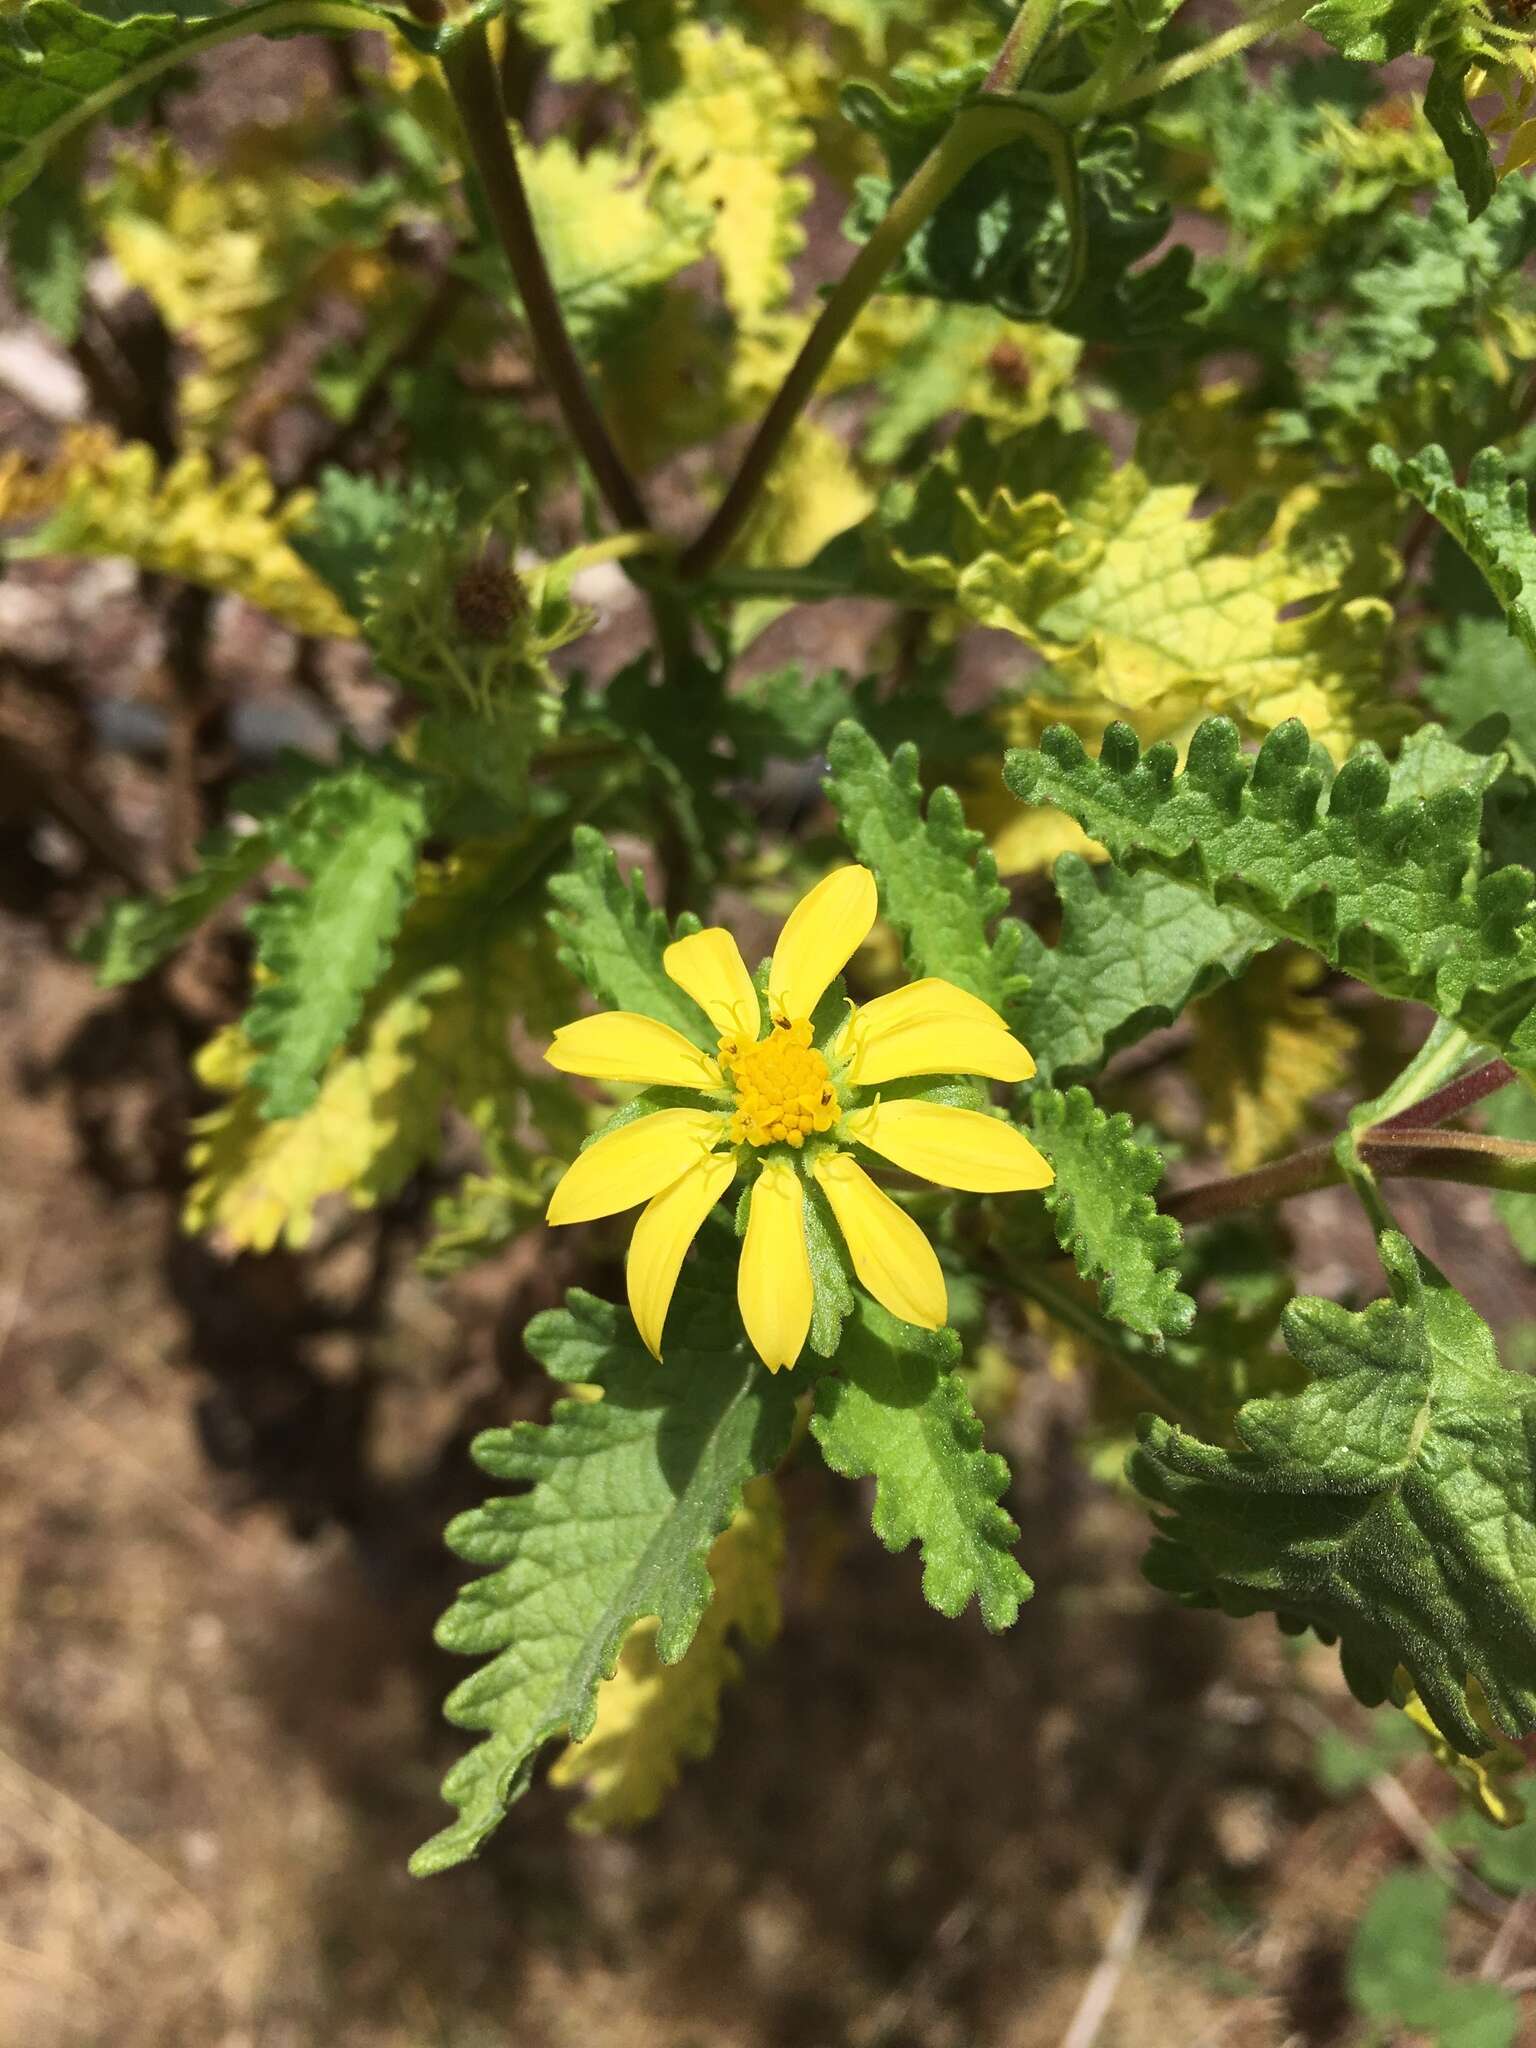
[1132,1232,1536,1755]
[811,1295,1032,1630]
[412,1253,798,1876]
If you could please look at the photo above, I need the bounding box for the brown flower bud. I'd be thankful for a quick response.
[453,548,527,643]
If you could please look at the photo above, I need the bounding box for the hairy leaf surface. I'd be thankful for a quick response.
[825,721,1029,1020]
[1028,1086,1194,1341]
[549,827,712,1046]
[1133,1232,1536,1752]
[549,1477,783,1829]
[244,761,431,1119]
[1005,718,1536,1078]
[1015,856,1271,1086]
[811,1296,1032,1630]
[1373,443,1536,657]
[413,1259,798,1874]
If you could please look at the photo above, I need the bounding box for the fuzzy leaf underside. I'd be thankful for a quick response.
[1132,1233,1536,1754]
[413,1258,798,1875]
[1028,1085,1195,1341]
[1015,857,1272,1085]
[547,825,712,1046]
[0,0,407,209]
[1004,718,1536,1079]
[811,1295,1032,1631]
[244,762,430,1119]
[825,720,1029,1020]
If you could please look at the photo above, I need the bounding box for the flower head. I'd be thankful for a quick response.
[545,865,1053,1371]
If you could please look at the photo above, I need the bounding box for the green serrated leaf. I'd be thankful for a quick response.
[811,1294,1032,1631]
[0,0,408,208]
[1028,1085,1194,1341]
[244,761,430,1120]
[1003,718,1536,1081]
[411,1255,798,1875]
[81,824,273,987]
[843,68,1199,343]
[1016,856,1271,1086]
[1349,1868,1516,2048]
[76,752,329,985]
[547,826,712,1046]
[1386,720,1509,806]
[288,468,430,624]
[825,720,1029,1019]
[1308,183,1536,419]
[1424,53,1495,218]
[1422,618,1536,783]
[1372,443,1536,658]
[1132,1232,1536,1755]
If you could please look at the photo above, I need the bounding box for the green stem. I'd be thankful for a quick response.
[438,20,648,535]
[676,97,1050,578]
[1165,1123,1536,1224]
[985,0,1062,92]
[1094,0,1310,114]
[1016,1269,1210,1434]
[1010,0,1311,126]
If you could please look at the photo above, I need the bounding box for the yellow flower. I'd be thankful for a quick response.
[545,866,1053,1371]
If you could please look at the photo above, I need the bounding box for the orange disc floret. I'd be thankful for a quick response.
[723,1020,839,1149]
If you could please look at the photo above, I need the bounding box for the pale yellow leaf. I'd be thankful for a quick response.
[12,432,353,639]
[1192,949,1358,1172]
[648,24,812,328]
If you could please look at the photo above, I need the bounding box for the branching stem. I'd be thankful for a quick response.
[677,97,1060,578]
[438,19,649,534]
[1166,1063,1530,1224]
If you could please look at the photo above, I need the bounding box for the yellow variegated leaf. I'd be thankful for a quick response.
[885,418,1404,760]
[520,134,710,347]
[187,851,570,1251]
[516,0,625,81]
[1400,1675,1527,1829]
[549,1476,784,1829]
[648,24,812,329]
[96,138,394,442]
[185,994,443,1254]
[10,433,353,638]
[1191,949,1358,1172]
[741,419,873,571]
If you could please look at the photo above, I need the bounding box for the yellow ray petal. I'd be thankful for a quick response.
[663,928,762,1045]
[546,1012,723,1092]
[846,1099,1054,1192]
[547,1109,731,1226]
[627,1150,738,1360]
[813,1153,947,1330]
[738,1161,813,1371]
[767,865,878,1025]
[836,979,1036,1088]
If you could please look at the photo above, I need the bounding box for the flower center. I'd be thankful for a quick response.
[722,1019,839,1149]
